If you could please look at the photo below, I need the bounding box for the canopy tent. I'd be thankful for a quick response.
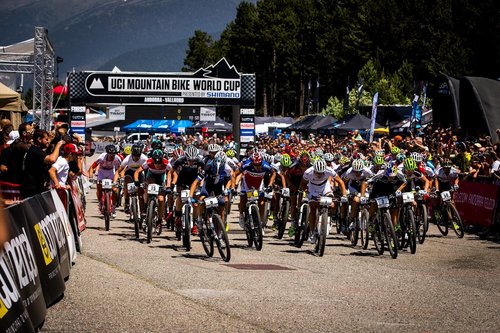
[331,113,383,135]
[163,120,192,134]
[0,82,28,128]
[432,75,460,128]
[290,114,337,130]
[255,116,294,135]
[123,119,170,132]
[188,116,232,133]
[309,115,337,130]
[459,76,500,139]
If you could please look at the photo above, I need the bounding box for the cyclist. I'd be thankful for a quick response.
[133,149,170,224]
[370,154,386,174]
[113,144,147,214]
[341,159,373,232]
[233,152,276,229]
[89,144,122,217]
[401,156,431,193]
[269,153,291,230]
[299,159,346,243]
[167,145,205,235]
[286,151,311,233]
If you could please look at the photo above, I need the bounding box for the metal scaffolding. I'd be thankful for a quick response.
[0,27,55,129]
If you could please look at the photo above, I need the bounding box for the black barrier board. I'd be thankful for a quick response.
[0,252,35,333]
[21,196,65,308]
[37,192,71,282]
[4,204,47,330]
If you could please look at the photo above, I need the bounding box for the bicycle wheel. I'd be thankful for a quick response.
[226,191,232,215]
[261,200,270,228]
[200,217,214,257]
[350,215,359,247]
[104,193,111,231]
[372,215,384,255]
[250,205,263,251]
[146,200,156,244]
[131,197,139,239]
[406,208,417,254]
[448,203,464,238]
[416,203,427,244]
[398,209,408,250]
[213,214,231,262]
[277,200,289,240]
[382,211,398,259]
[317,211,328,257]
[295,204,309,248]
[360,208,370,250]
[435,207,448,236]
[183,205,191,251]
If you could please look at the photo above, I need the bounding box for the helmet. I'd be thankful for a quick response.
[263,154,273,163]
[375,149,385,157]
[131,144,142,157]
[105,144,117,154]
[226,149,235,158]
[250,152,262,165]
[352,159,364,172]
[390,146,400,155]
[313,159,327,173]
[323,153,334,162]
[208,144,220,153]
[411,152,422,163]
[397,153,405,162]
[151,140,163,151]
[173,146,184,158]
[442,158,452,168]
[314,148,324,158]
[298,151,310,165]
[185,145,199,160]
[385,163,399,177]
[164,145,175,157]
[373,155,385,166]
[339,156,350,166]
[151,149,164,163]
[214,151,226,164]
[403,158,417,171]
[274,153,282,163]
[123,146,132,155]
[281,153,292,168]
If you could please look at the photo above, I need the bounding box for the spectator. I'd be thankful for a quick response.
[6,122,34,184]
[48,143,81,190]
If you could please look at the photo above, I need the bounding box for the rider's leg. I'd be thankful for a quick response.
[350,196,360,220]
[158,194,165,222]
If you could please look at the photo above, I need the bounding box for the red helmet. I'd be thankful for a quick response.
[251,152,262,166]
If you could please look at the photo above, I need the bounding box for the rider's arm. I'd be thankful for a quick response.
[421,174,430,192]
[299,177,308,192]
[166,167,175,188]
[134,166,144,183]
[189,178,199,198]
[231,168,241,189]
[268,169,277,188]
[280,173,287,188]
[360,181,367,197]
[113,165,125,183]
[434,177,439,192]
[334,174,347,196]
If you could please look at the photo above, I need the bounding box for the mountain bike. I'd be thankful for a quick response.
[433,189,464,238]
[275,187,291,239]
[294,191,310,248]
[243,189,263,251]
[414,188,428,244]
[100,179,114,231]
[261,188,273,228]
[371,195,398,259]
[144,183,162,244]
[398,192,417,254]
[313,196,333,257]
[178,188,193,251]
[349,196,370,249]
[198,195,231,262]
[127,182,140,239]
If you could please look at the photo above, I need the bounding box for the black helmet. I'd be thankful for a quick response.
[151,140,163,151]
[151,149,164,163]
[105,144,117,154]
[131,144,142,157]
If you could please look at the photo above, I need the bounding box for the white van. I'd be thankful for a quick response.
[126,133,151,142]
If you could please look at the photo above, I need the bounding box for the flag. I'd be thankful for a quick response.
[369,92,379,143]
[411,94,420,130]
[343,85,350,111]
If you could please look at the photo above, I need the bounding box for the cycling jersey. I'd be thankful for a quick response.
[121,154,148,171]
[368,168,407,199]
[172,156,205,187]
[435,167,459,191]
[287,161,310,188]
[92,153,122,180]
[302,166,337,199]
[226,156,239,171]
[142,157,170,185]
[342,167,373,194]
[240,160,273,192]
[199,160,232,199]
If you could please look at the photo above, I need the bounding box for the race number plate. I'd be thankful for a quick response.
[147,184,160,195]
[101,179,113,190]
[375,196,390,208]
[320,196,333,206]
[247,190,259,199]
[281,188,290,197]
[127,183,137,193]
[440,191,451,202]
[402,192,414,204]
[264,191,273,200]
[204,197,219,208]
[180,190,190,202]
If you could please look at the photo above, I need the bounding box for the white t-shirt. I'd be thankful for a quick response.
[51,156,69,186]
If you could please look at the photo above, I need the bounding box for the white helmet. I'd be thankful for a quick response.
[411,152,423,163]
[208,144,220,153]
[313,159,327,173]
[185,145,199,160]
[323,153,334,162]
[352,159,364,172]
[215,150,226,163]
[263,153,273,163]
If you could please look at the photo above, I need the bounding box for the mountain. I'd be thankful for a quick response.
[0,0,250,76]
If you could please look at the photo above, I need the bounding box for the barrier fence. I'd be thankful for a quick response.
[454,180,500,228]
[0,177,85,332]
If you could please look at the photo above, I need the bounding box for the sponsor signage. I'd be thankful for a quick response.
[241,123,254,129]
[240,108,255,115]
[200,107,216,121]
[240,129,255,136]
[241,116,254,123]
[70,106,85,113]
[240,136,254,143]
[454,181,499,227]
[70,106,86,136]
[109,105,126,120]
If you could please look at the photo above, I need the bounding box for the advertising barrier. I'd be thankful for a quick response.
[454,181,499,227]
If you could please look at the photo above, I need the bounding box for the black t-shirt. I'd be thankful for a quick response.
[173,156,204,186]
[20,145,49,197]
[6,140,31,184]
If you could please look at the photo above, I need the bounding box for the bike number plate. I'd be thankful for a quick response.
[147,184,160,195]
[181,190,190,202]
[320,196,332,206]
[375,196,390,208]
[264,191,273,199]
[402,192,414,203]
[101,179,113,190]
[247,190,259,199]
[441,191,451,202]
[281,188,290,197]
[127,183,137,192]
[204,197,218,208]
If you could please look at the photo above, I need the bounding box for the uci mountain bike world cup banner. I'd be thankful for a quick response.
[69,58,255,106]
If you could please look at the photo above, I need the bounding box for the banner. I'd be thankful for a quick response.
[454,181,499,227]
[4,204,46,330]
[108,105,125,120]
[369,92,378,143]
[51,190,77,264]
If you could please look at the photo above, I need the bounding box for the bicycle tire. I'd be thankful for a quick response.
[398,208,408,250]
[350,215,359,247]
[383,211,398,259]
[200,217,214,257]
[318,211,328,257]
[131,197,139,239]
[360,208,370,250]
[183,205,191,251]
[104,192,111,231]
[213,214,231,262]
[416,203,427,244]
[277,200,289,240]
[146,200,156,244]
[406,207,417,254]
[435,207,449,236]
[226,191,232,215]
[373,215,384,255]
[250,205,263,251]
[296,204,309,248]
[448,203,464,238]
